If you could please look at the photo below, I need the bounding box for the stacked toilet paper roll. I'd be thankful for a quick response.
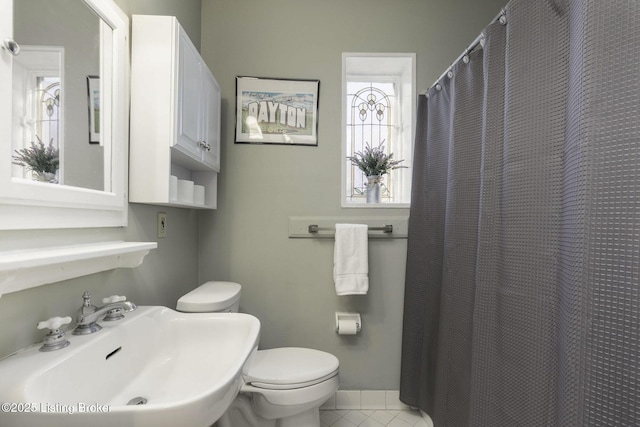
[177,179,195,204]
[169,175,178,201]
[194,185,205,205]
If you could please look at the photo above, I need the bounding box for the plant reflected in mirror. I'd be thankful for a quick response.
[12,136,59,183]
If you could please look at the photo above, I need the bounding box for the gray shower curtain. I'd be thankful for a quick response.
[400,1,640,426]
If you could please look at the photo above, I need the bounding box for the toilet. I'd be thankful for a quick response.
[177,281,340,427]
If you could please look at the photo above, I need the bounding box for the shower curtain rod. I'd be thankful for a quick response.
[423,8,506,96]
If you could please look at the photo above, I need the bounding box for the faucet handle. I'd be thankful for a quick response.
[37,316,72,331]
[102,295,126,304]
[37,316,72,352]
[102,295,131,322]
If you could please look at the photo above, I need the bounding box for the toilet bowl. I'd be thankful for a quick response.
[177,281,340,427]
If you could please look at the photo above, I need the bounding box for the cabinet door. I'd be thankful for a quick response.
[175,27,202,161]
[201,68,220,171]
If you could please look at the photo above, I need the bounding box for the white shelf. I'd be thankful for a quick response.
[0,241,157,297]
[133,201,212,210]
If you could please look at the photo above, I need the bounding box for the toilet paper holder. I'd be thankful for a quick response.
[335,312,361,334]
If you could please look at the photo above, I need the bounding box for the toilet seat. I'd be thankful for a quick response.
[245,347,339,390]
[242,374,340,416]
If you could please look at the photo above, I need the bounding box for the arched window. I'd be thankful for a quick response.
[348,84,394,201]
[342,53,415,207]
[36,78,61,151]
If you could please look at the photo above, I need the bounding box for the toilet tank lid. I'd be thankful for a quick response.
[177,281,241,312]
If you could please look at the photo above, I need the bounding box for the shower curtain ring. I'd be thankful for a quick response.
[499,9,507,25]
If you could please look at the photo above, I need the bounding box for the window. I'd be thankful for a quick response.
[34,77,61,151]
[342,53,415,207]
[11,46,63,182]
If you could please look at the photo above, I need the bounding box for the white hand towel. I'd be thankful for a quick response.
[333,223,369,295]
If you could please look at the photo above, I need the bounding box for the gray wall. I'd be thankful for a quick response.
[0,0,504,393]
[198,0,505,389]
[119,0,202,49]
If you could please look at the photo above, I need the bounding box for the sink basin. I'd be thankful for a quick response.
[0,306,261,427]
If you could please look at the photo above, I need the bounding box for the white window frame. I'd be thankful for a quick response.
[12,46,64,183]
[341,52,415,208]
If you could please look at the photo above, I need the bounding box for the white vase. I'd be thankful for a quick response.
[32,171,58,183]
[366,175,381,203]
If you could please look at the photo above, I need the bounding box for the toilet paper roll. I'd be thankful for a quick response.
[194,185,205,205]
[337,318,359,335]
[169,175,178,201]
[177,179,195,204]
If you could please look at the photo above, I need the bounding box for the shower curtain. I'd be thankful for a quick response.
[400,1,640,426]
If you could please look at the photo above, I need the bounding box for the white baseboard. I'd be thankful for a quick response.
[321,390,433,425]
[322,390,408,411]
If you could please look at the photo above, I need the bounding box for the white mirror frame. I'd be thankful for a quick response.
[0,0,129,230]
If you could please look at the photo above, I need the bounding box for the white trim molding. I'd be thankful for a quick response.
[0,241,157,297]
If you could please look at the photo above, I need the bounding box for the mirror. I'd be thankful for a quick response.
[0,0,129,230]
[12,0,108,191]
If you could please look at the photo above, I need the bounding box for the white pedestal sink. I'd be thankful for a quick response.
[0,306,261,427]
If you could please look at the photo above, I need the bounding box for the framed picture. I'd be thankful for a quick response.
[86,75,100,144]
[235,76,319,146]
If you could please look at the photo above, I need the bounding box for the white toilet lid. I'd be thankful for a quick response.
[245,347,339,390]
[176,281,241,312]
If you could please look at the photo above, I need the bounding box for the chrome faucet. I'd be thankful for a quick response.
[73,292,137,335]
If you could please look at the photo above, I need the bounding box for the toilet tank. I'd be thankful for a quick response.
[176,281,241,313]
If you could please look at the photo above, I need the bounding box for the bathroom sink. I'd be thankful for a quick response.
[0,306,261,427]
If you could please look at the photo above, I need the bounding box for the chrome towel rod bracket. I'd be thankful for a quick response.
[308,224,393,234]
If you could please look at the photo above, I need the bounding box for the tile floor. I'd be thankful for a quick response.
[320,409,432,427]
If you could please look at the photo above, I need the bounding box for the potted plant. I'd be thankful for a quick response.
[347,141,406,203]
[12,137,60,183]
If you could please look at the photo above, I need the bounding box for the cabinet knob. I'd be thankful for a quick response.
[2,38,21,56]
[199,141,211,151]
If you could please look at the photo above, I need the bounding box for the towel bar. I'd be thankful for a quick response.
[308,224,393,234]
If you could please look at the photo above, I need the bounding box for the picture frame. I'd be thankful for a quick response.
[86,75,100,144]
[235,76,319,146]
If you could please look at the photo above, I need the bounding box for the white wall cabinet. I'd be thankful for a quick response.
[129,15,220,209]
